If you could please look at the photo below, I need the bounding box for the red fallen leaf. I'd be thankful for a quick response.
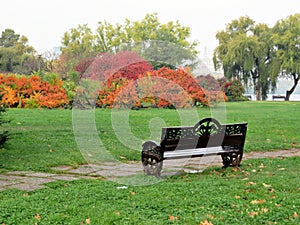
[168,215,179,221]
[169,215,175,220]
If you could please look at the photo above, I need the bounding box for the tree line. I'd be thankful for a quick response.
[0,13,299,100]
[214,14,300,100]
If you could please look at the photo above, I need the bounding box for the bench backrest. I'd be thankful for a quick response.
[160,119,247,152]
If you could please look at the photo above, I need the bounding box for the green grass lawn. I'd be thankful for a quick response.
[0,101,299,224]
[0,157,299,224]
[1,101,300,172]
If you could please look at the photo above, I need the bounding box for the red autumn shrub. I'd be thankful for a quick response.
[76,51,226,108]
[77,51,153,81]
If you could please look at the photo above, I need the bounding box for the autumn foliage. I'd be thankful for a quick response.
[0,51,227,109]
[0,74,69,108]
[97,67,226,109]
[77,51,153,81]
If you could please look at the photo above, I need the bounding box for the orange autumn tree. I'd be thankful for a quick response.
[0,74,69,108]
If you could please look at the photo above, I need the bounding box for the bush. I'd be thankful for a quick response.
[219,78,247,102]
[0,73,69,108]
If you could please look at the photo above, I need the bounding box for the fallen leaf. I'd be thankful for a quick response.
[235,196,241,199]
[206,214,214,219]
[278,168,285,170]
[248,181,257,185]
[114,211,120,216]
[275,203,281,207]
[23,193,29,197]
[251,199,265,204]
[268,189,274,193]
[263,183,271,187]
[49,149,53,153]
[261,208,268,213]
[293,212,298,218]
[34,214,41,220]
[168,215,179,221]
[258,163,265,168]
[248,211,259,217]
[252,169,257,173]
[85,218,91,224]
[199,219,214,225]
[242,177,249,180]
[270,195,276,199]
[131,191,136,195]
[119,155,126,159]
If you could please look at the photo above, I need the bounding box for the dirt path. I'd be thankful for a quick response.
[0,148,300,192]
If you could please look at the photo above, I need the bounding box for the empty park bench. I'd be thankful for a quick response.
[141,118,247,177]
[272,95,286,101]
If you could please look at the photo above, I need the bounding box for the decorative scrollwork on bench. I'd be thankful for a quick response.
[194,118,221,136]
[225,124,246,135]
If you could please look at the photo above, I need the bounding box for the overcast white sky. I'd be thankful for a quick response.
[0,0,299,58]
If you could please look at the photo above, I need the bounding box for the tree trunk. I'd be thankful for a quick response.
[285,73,299,101]
[256,79,261,101]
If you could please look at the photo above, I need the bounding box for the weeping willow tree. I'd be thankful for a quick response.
[214,16,278,100]
[272,13,300,101]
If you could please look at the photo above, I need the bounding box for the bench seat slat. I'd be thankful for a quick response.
[163,146,240,160]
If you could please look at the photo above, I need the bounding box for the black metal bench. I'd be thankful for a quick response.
[272,95,286,101]
[141,118,247,177]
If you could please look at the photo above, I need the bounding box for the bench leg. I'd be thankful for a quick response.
[221,152,243,168]
[142,156,163,177]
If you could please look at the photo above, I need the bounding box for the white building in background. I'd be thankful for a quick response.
[192,47,223,78]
